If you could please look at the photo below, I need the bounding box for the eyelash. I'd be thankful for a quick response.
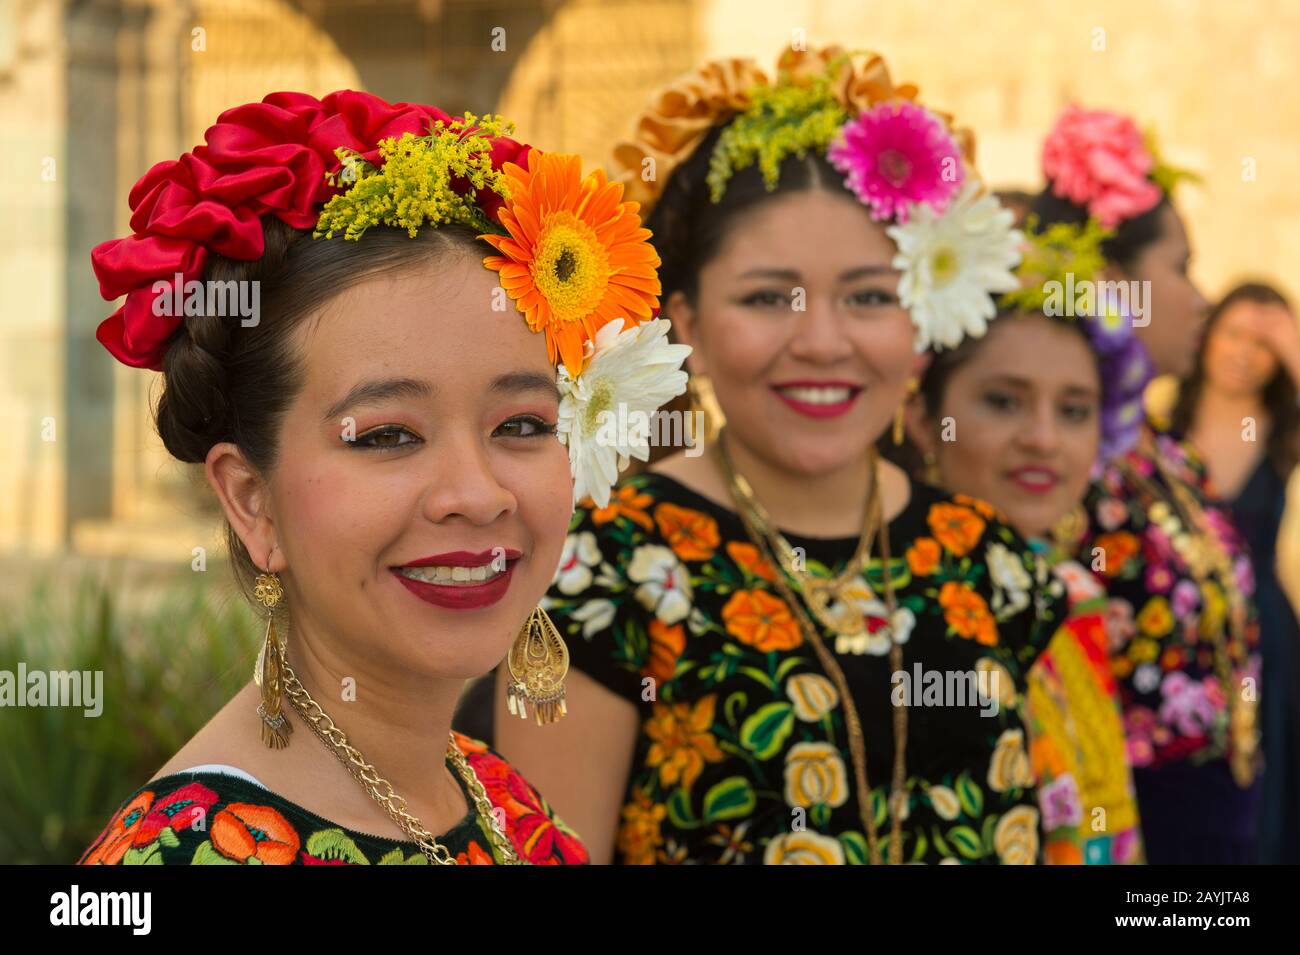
[981,392,1095,422]
[738,289,898,309]
[351,416,557,452]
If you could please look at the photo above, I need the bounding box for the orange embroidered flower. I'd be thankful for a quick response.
[455,842,496,865]
[906,536,942,577]
[79,790,154,865]
[954,492,998,519]
[592,484,655,531]
[210,803,301,865]
[1092,531,1140,578]
[721,589,803,651]
[644,696,726,790]
[726,540,777,582]
[938,580,997,646]
[927,503,986,557]
[617,788,668,865]
[481,150,661,378]
[644,619,687,685]
[1045,840,1084,865]
[1029,729,1069,779]
[655,502,720,562]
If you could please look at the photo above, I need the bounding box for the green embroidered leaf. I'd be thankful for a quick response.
[190,840,239,865]
[955,772,983,818]
[839,831,869,865]
[810,803,831,829]
[981,813,998,853]
[737,666,777,691]
[702,777,757,822]
[158,827,180,848]
[723,690,749,728]
[305,828,370,864]
[123,841,163,865]
[739,702,794,759]
[911,828,928,862]
[773,656,808,682]
[947,825,984,860]
[871,788,888,828]
[666,788,700,830]
[931,825,951,857]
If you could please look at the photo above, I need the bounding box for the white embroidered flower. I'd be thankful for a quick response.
[626,544,693,624]
[570,598,616,639]
[887,180,1022,351]
[827,577,915,656]
[556,318,691,508]
[553,531,602,595]
[986,542,1032,618]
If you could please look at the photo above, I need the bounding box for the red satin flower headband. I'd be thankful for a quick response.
[90,90,529,370]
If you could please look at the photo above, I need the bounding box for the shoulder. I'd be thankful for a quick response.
[451,732,590,865]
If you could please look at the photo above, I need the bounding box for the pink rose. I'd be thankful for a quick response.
[1042,105,1162,228]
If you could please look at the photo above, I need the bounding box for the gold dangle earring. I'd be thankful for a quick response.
[506,606,570,725]
[893,377,919,446]
[687,373,726,447]
[252,568,292,749]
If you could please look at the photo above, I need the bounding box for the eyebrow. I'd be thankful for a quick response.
[322,371,561,423]
[737,265,896,282]
[983,375,1099,395]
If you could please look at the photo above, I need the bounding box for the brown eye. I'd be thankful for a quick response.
[496,416,558,439]
[353,426,419,450]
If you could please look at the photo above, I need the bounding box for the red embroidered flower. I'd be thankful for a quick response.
[134,782,219,845]
[464,747,589,865]
[91,90,529,370]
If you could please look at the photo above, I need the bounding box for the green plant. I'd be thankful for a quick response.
[0,569,259,864]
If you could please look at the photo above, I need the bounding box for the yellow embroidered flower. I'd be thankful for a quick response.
[994,805,1040,864]
[785,673,840,722]
[987,728,1035,793]
[616,788,667,865]
[927,785,961,821]
[1136,596,1174,637]
[644,696,725,791]
[763,830,846,864]
[783,741,850,808]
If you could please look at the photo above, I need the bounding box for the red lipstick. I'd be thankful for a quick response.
[391,548,522,611]
[769,380,863,419]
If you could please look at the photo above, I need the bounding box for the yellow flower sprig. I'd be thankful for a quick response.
[1144,128,1202,199]
[999,215,1113,314]
[706,74,848,202]
[315,112,514,240]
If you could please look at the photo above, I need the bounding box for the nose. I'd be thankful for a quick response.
[420,428,517,526]
[1016,399,1062,455]
[786,293,854,363]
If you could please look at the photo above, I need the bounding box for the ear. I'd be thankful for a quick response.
[665,290,708,378]
[903,391,938,459]
[205,442,283,573]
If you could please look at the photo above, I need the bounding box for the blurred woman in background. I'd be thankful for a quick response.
[1030,106,1263,863]
[1172,281,1300,863]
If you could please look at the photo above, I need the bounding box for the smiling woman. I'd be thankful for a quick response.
[76,91,688,866]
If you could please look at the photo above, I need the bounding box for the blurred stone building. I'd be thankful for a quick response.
[2,0,1298,591]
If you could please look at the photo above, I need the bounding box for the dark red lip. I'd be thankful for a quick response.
[1006,467,1061,495]
[400,548,522,568]
[391,561,517,610]
[770,382,863,419]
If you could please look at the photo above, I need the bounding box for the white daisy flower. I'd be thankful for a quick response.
[556,317,691,508]
[887,180,1023,351]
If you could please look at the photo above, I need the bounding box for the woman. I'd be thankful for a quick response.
[496,47,1067,865]
[1172,281,1300,863]
[1030,105,1263,863]
[77,91,688,865]
[902,220,1151,864]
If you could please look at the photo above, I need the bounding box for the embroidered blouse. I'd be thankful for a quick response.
[544,471,1068,864]
[77,732,588,865]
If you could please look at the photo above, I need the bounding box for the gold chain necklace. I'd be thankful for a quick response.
[278,659,523,864]
[1115,434,1258,787]
[713,429,908,864]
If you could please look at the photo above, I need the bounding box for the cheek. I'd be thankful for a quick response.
[503,447,573,590]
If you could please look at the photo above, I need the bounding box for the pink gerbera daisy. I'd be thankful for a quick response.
[828,101,964,223]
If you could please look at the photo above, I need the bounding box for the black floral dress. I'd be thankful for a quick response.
[544,471,1067,864]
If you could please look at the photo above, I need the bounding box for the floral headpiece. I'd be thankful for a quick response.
[90,90,689,508]
[611,45,1022,352]
[1041,105,1199,228]
[999,217,1153,465]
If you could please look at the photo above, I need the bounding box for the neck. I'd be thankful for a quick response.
[1195,383,1265,426]
[281,609,463,805]
[715,429,888,538]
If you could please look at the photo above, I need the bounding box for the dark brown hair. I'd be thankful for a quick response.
[1171,280,1300,478]
[154,216,482,598]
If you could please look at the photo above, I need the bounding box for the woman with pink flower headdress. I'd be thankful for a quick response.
[1030,105,1263,863]
[496,46,1076,865]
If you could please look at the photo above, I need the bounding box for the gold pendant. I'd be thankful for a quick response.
[803,578,867,637]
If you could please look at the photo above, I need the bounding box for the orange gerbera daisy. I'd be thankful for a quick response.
[481,149,662,378]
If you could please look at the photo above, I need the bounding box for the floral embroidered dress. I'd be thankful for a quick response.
[545,471,1067,864]
[1021,544,1143,864]
[77,733,588,865]
[1080,415,1263,863]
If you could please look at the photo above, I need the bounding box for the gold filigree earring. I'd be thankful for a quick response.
[505,606,570,725]
[252,570,292,749]
[687,374,725,447]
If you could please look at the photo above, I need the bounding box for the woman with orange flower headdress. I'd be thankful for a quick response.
[77,90,688,865]
[496,46,1075,865]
